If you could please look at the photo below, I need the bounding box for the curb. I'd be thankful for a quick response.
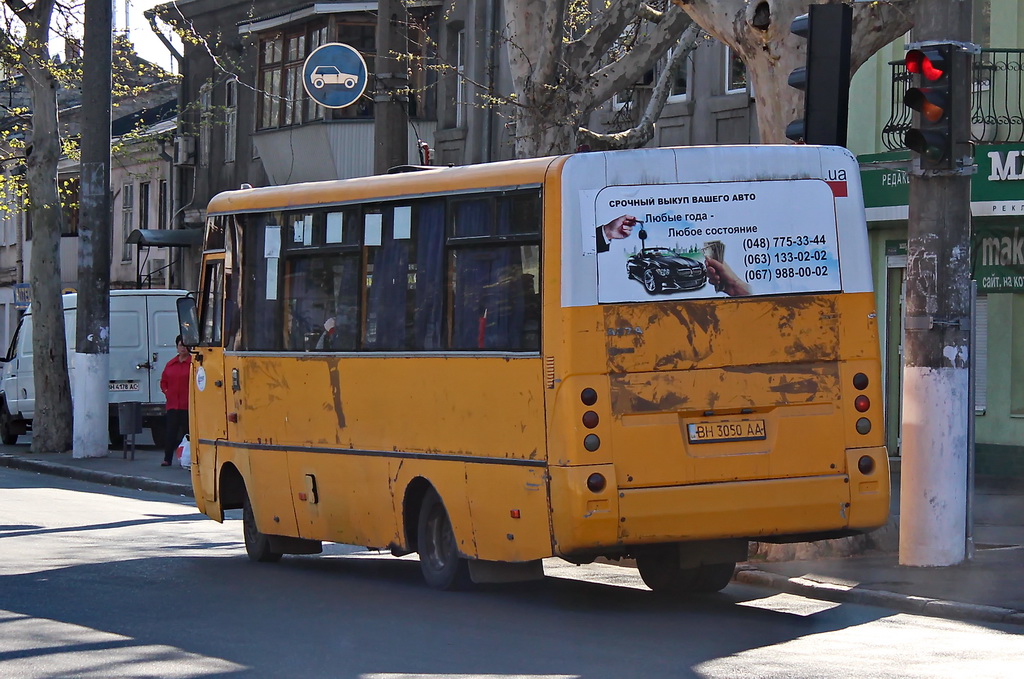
[0,453,194,498]
[735,566,1024,627]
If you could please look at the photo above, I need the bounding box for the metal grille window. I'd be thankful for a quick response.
[225,79,237,163]
[199,82,212,167]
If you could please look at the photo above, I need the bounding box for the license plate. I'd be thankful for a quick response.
[687,419,766,444]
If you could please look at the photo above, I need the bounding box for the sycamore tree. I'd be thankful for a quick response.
[501,1,703,157]
[678,0,916,142]
[0,0,71,453]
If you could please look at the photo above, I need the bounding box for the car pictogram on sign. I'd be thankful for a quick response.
[310,65,360,89]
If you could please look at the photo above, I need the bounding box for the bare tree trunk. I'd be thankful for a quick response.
[17,3,73,453]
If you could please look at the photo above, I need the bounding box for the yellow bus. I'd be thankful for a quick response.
[177,145,889,593]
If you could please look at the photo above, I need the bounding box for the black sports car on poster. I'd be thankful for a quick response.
[626,248,707,294]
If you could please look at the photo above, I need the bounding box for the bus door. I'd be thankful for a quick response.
[193,256,228,502]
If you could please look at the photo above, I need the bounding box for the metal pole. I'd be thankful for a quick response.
[74,0,113,458]
[899,0,974,567]
[966,280,977,560]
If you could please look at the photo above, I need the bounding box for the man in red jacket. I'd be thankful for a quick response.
[160,335,192,466]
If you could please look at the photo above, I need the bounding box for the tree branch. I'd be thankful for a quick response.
[564,0,643,76]
[579,23,704,150]
[586,5,694,108]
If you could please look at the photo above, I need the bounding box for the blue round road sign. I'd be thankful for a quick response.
[303,43,369,109]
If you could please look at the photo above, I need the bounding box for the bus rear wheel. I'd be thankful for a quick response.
[691,562,736,593]
[636,549,697,594]
[242,491,282,563]
[417,488,471,590]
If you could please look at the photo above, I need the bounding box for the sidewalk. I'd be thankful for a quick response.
[2,444,1022,626]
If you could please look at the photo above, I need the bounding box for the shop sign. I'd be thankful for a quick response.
[860,144,1024,220]
[975,225,1024,293]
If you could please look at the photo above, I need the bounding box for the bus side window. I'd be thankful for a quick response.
[449,192,541,352]
[198,260,224,347]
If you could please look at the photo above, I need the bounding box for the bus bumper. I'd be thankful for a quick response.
[550,447,890,555]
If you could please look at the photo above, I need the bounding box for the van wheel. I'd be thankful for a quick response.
[0,404,18,445]
[636,548,697,594]
[417,488,471,590]
[243,490,282,563]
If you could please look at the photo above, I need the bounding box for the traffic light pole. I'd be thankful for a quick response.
[899,0,974,567]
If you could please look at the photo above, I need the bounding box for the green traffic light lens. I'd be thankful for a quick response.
[905,130,949,162]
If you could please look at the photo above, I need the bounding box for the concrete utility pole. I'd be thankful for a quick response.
[899,0,974,567]
[74,0,113,459]
[373,0,409,174]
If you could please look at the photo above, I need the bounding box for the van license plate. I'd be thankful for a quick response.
[687,420,766,444]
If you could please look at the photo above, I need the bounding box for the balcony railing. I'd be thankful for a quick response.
[882,48,1024,151]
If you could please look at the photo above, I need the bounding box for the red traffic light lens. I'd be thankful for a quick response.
[906,49,946,81]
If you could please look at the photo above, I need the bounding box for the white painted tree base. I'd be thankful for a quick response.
[72,352,109,459]
[899,365,968,566]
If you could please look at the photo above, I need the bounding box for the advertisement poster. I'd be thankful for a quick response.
[591,179,842,303]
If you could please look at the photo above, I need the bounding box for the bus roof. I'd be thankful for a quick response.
[207,156,566,215]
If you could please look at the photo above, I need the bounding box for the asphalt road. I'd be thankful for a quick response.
[2,467,1022,679]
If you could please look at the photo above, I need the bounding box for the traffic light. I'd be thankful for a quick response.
[903,44,956,170]
[785,3,852,146]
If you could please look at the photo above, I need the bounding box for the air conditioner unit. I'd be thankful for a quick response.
[174,135,196,166]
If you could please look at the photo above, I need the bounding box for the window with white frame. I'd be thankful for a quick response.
[139,182,151,231]
[158,180,168,230]
[121,184,134,261]
[663,46,691,103]
[724,46,747,94]
[225,78,238,163]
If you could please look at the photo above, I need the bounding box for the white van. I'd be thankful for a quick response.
[0,289,187,445]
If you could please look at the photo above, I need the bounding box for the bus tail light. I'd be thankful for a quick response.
[583,434,600,451]
[586,473,606,493]
[858,455,876,475]
[853,372,869,389]
[582,411,599,428]
[856,417,871,435]
[854,395,870,412]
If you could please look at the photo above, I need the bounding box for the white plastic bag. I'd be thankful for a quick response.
[175,435,191,469]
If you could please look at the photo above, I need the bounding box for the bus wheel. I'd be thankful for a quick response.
[417,488,471,590]
[636,549,697,594]
[242,490,282,563]
[691,562,736,593]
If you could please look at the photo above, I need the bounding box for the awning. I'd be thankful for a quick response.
[126,228,203,247]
